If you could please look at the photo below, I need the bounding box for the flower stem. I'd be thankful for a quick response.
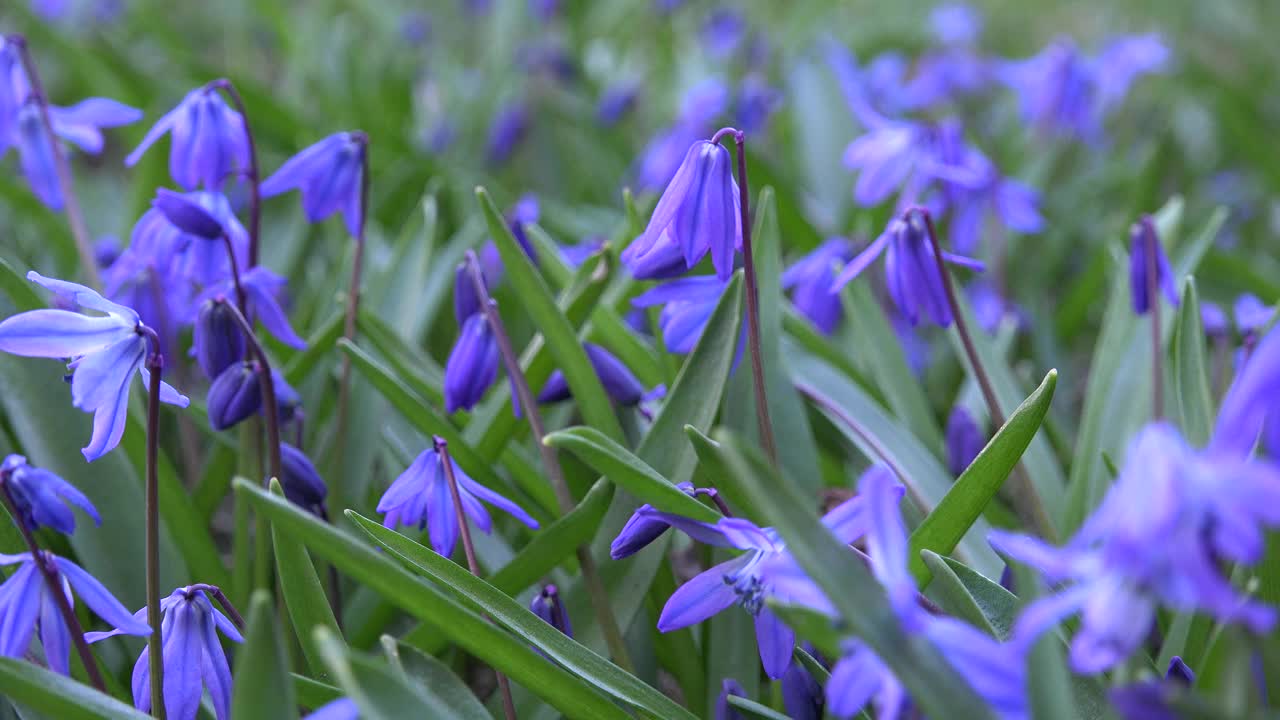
[10,35,100,290]
[211,79,261,269]
[911,208,1057,541]
[434,437,517,720]
[217,300,282,483]
[1143,216,1164,420]
[0,481,106,693]
[140,331,166,719]
[333,133,370,512]
[220,232,248,315]
[711,127,778,467]
[695,487,734,517]
[462,251,636,674]
[187,583,245,629]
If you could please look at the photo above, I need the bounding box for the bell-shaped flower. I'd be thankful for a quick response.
[1,454,99,535]
[485,101,529,167]
[89,585,243,720]
[782,238,853,335]
[153,187,225,240]
[0,271,189,461]
[192,297,246,379]
[207,361,262,430]
[261,131,367,238]
[196,270,306,353]
[377,447,538,558]
[624,139,741,281]
[609,482,696,559]
[1128,216,1178,315]
[0,551,150,675]
[128,189,248,290]
[537,343,651,407]
[279,443,327,517]
[945,405,985,476]
[9,95,141,209]
[529,584,573,638]
[127,85,249,190]
[444,313,501,413]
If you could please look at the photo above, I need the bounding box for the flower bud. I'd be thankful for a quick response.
[207,362,262,430]
[193,299,246,379]
[609,482,695,559]
[279,443,327,515]
[529,584,573,638]
[154,188,225,240]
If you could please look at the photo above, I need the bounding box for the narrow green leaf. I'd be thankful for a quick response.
[232,590,299,720]
[383,639,490,720]
[726,696,792,720]
[0,258,42,312]
[232,479,627,720]
[544,426,720,522]
[0,659,149,720]
[293,674,342,710]
[349,511,699,720]
[314,629,468,720]
[707,430,994,718]
[269,479,341,681]
[685,424,766,522]
[477,186,625,442]
[283,310,345,386]
[908,370,1058,584]
[357,308,444,406]
[921,551,1017,640]
[523,222,575,290]
[1173,277,1214,446]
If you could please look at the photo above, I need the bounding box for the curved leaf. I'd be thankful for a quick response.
[232,590,299,720]
[0,659,149,720]
[269,479,342,681]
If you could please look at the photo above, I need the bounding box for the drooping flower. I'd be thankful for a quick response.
[279,443,327,517]
[192,298,245,379]
[714,678,748,720]
[830,211,984,327]
[196,270,306,352]
[377,446,539,558]
[127,85,249,190]
[0,551,150,675]
[782,238,853,335]
[609,482,696,559]
[1,454,99,535]
[153,188,226,240]
[0,272,189,461]
[596,83,639,126]
[207,361,262,430]
[530,584,573,637]
[0,39,19,154]
[444,314,500,414]
[933,121,1044,254]
[537,343,652,407]
[261,131,367,238]
[632,275,737,354]
[1128,215,1178,315]
[486,101,529,166]
[88,585,243,720]
[781,654,824,720]
[946,406,985,476]
[125,189,248,290]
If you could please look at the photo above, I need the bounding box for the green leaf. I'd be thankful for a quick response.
[269,479,342,681]
[283,311,345,387]
[766,602,844,660]
[314,629,468,720]
[1173,277,1214,446]
[381,639,490,720]
[232,479,627,720]
[726,696,792,720]
[0,258,42,312]
[706,429,995,719]
[543,426,720,522]
[908,370,1058,584]
[293,674,342,710]
[920,551,1017,641]
[0,659,149,720]
[357,308,444,406]
[476,186,625,443]
[349,511,699,720]
[232,590,299,720]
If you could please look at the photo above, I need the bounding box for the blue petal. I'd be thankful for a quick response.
[755,607,795,679]
[55,557,151,636]
[39,591,72,675]
[200,607,234,720]
[126,93,186,168]
[657,560,742,631]
[0,309,135,358]
[459,473,539,530]
[261,133,346,197]
[0,562,41,659]
[830,231,891,293]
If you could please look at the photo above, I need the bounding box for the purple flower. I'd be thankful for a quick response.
[1212,324,1280,457]
[154,188,225,240]
[1129,216,1178,315]
[192,298,245,379]
[0,40,19,151]
[735,73,780,134]
[530,584,572,637]
[444,314,500,414]
[826,641,906,719]
[126,189,248,290]
[624,139,741,281]
[714,678,747,720]
[631,275,736,354]
[782,238,853,335]
[1109,657,1195,720]
[634,80,729,191]
[261,131,367,238]
[197,270,307,352]
[0,272,189,461]
[841,118,936,207]
[0,454,98,535]
[596,83,639,126]
[377,447,538,558]
[0,551,150,675]
[609,482,695,559]
[992,423,1280,673]
[46,97,143,153]
[89,586,243,720]
[127,85,249,190]
[207,361,262,430]
[701,9,746,59]
[538,343,649,406]
[486,102,529,167]
[830,212,984,328]
[279,443,327,516]
[781,657,824,720]
[1234,293,1271,337]
[930,3,982,46]
[945,406,985,476]
[934,123,1044,254]
[305,698,359,720]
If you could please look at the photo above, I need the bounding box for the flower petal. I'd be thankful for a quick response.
[657,561,741,631]
[0,309,134,358]
[755,607,795,679]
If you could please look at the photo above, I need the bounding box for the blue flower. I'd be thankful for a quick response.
[279,443,327,516]
[529,584,573,638]
[1200,301,1228,338]
[609,482,696,559]
[207,361,262,430]
[538,343,652,407]
[377,447,539,558]
[1109,656,1195,720]
[632,275,741,355]
[198,269,307,351]
[1,454,99,535]
[1233,293,1271,337]
[1128,216,1178,315]
[0,39,19,153]
[127,85,249,190]
[830,212,984,327]
[596,83,639,126]
[304,698,360,720]
[701,8,746,59]
[992,423,1280,673]
[444,313,500,414]
[124,189,248,290]
[945,406,985,476]
[89,586,243,720]
[261,132,367,238]
[735,73,781,134]
[192,297,245,379]
[0,272,189,461]
[1212,324,1280,457]
[782,238,853,335]
[486,101,529,166]
[0,551,149,675]
[930,3,982,46]
[781,653,824,720]
[715,678,747,720]
[825,640,907,719]
[634,80,728,191]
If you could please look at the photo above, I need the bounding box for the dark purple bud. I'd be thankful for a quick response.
[486,102,529,167]
[529,584,573,638]
[444,314,500,413]
[207,362,263,430]
[1165,657,1194,686]
[781,660,824,720]
[154,188,225,240]
[454,263,485,325]
[507,194,540,264]
[1,454,100,535]
[609,482,695,559]
[194,299,246,379]
[1128,216,1179,315]
[945,406,985,476]
[714,679,747,720]
[279,443,327,514]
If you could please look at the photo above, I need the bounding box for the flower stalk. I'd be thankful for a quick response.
[210,79,261,269]
[709,126,778,467]
[462,250,636,673]
[333,132,370,508]
[140,327,166,718]
[215,299,282,483]
[1143,216,1164,420]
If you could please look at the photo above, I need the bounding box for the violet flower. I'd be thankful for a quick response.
[1109,656,1195,720]
[781,238,853,335]
[279,443,327,517]
[0,272,189,461]
[10,96,140,209]
[537,343,652,407]
[631,275,738,354]
[735,73,781,134]
[530,584,572,638]
[714,678,747,720]
[1,454,99,535]
[486,101,529,167]
[596,83,639,126]
[1233,293,1271,337]
[192,297,245,379]
[207,361,262,430]
[197,268,307,351]
[127,85,249,190]
[261,131,367,238]
[946,406,985,476]
[377,447,538,558]
[634,80,728,191]
[609,482,696,559]
[930,3,982,46]
[444,314,500,414]
[305,698,360,720]
[89,586,243,720]
[126,189,248,289]
[1129,216,1178,315]
[781,656,824,720]
[1212,324,1280,457]
[0,551,150,675]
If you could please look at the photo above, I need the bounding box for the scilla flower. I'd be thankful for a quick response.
[10,96,141,209]
[261,131,367,238]
[377,446,538,558]
[631,275,737,354]
[279,443,328,518]
[945,406,985,476]
[89,585,243,720]
[715,678,748,720]
[444,266,501,413]
[782,238,853,335]
[529,584,572,638]
[609,482,696,559]
[537,343,653,407]
[127,84,249,190]
[1,454,99,535]
[0,551,150,675]
[0,272,189,461]
[1128,215,1178,315]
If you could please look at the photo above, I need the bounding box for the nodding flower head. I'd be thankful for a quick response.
[1128,215,1178,316]
[279,443,327,516]
[127,84,250,191]
[1,454,99,535]
[782,238,854,336]
[261,131,368,238]
[530,584,573,638]
[192,298,246,380]
[537,343,651,407]
[206,361,262,431]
